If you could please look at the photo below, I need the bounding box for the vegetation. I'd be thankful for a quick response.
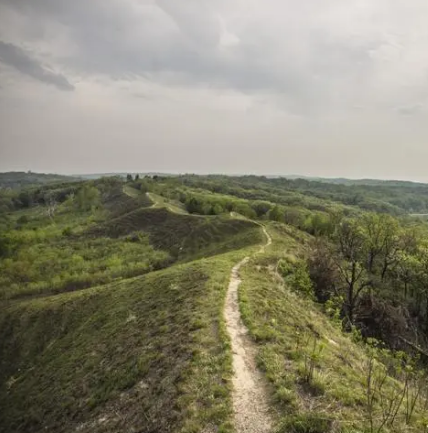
[240,223,428,432]
[0,171,79,189]
[0,252,256,433]
[3,172,428,432]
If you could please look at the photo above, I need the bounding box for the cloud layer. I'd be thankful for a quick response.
[1,0,428,179]
[0,41,74,91]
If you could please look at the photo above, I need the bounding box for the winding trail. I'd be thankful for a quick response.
[224,226,273,433]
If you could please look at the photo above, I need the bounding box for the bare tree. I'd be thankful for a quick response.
[333,219,371,326]
[44,193,57,220]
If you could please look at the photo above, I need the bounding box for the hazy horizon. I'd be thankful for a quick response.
[2,168,427,184]
[2,1,428,182]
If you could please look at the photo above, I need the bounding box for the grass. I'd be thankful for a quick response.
[0,183,266,432]
[238,222,428,433]
[103,184,152,216]
[6,178,428,433]
[0,233,169,300]
[1,195,262,299]
[89,207,263,262]
[147,192,189,214]
[123,184,142,198]
[0,244,261,433]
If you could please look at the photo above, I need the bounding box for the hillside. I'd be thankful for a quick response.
[0,254,249,433]
[0,172,79,189]
[164,174,428,215]
[2,175,428,433]
[239,224,428,432]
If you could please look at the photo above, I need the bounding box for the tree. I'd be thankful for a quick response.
[76,185,101,211]
[186,197,201,214]
[361,213,399,280]
[284,208,304,228]
[306,213,334,236]
[212,203,224,215]
[126,174,133,182]
[233,202,256,219]
[252,201,272,218]
[333,218,370,326]
[135,174,140,181]
[18,191,32,208]
[413,246,428,333]
[308,239,338,303]
[268,205,283,222]
[43,192,57,219]
[0,232,12,257]
[394,251,419,299]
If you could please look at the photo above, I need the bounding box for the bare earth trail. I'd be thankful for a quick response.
[224,225,273,433]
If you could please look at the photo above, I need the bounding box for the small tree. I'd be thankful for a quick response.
[44,192,57,219]
[333,218,370,326]
[76,185,101,211]
[0,232,12,257]
[268,205,283,222]
[18,191,32,208]
[308,239,338,302]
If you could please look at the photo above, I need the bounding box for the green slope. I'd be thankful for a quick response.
[0,246,260,433]
[239,223,428,433]
[88,207,261,262]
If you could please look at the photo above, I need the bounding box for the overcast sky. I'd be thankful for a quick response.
[1,0,428,180]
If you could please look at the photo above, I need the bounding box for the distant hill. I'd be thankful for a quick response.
[0,172,80,189]
[77,172,176,179]
[282,174,426,187]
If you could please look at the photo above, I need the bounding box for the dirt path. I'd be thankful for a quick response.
[224,226,273,433]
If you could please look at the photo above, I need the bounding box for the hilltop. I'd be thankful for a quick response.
[0,172,80,189]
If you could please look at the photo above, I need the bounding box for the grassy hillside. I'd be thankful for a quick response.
[160,174,428,214]
[239,223,428,432]
[0,182,262,300]
[89,207,262,262]
[0,179,265,432]
[3,174,428,433]
[0,244,262,433]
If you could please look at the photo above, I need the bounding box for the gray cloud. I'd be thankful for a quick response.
[0,41,74,91]
[2,0,428,180]
[0,0,378,112]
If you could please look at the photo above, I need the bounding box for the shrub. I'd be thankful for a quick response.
[62,227,73,237]
[17,215,29,225]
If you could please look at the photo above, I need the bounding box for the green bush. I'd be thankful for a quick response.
[17,215,29,225]
[62,227,73,237]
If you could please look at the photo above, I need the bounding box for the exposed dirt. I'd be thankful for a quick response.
[224,226,273,433]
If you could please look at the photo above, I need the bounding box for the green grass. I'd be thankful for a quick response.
[0,244,260,433]
[103,185,152,216]
[123,184,142,198]
[0,184,266,432]
[239,223,428,433]
[7,177,428,433]
[0,233,169,299]
[89,207,263,262]
[147,192,189,214]
[1,194,262,300]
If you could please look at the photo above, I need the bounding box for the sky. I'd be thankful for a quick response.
[1,0,428,180]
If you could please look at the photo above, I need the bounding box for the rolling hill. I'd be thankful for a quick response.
[2,175,428,433]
